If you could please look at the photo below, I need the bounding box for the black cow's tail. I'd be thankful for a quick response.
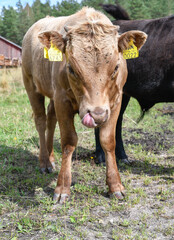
[101,2,130,20]
[136,108,150,123]
[136,109,146,123]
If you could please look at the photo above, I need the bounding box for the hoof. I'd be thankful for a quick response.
[59,194,69,204]
[40,167,46,174]
[53,193,69,204]
[110,191,125,200]
[40,167,54,174]
[53,193,60,202]
[47,167,53,173]
[51,162,56,169]
[117,158,132,165]
[95,152,105,165]
[121,158,132,165]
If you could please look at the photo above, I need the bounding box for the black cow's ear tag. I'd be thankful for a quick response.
[123,39,139,59]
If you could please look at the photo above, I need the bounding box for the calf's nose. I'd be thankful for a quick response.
[90,107,108,125]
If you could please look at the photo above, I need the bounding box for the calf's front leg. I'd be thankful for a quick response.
[100,104,125,199]
[53,99,78,204]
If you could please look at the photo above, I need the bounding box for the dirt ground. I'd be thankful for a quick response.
[1,97,174,240]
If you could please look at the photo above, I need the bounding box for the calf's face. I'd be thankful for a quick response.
[65,23,121,128]
[39,25,147,128]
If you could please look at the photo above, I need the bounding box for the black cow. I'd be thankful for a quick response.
[95,4,174,164]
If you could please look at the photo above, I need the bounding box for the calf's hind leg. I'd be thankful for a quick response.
[23,75,52,173]
[46,100,57,170]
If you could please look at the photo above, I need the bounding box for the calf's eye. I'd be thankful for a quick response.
[68,65,75,76]
[111,64,119,79]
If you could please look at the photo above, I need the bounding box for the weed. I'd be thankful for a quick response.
[0,68,173,239]
[119,219,130,227]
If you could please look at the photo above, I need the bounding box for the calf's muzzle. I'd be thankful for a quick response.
[82,107,109,128]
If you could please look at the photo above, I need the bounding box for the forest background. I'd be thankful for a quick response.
[0,0,174,46]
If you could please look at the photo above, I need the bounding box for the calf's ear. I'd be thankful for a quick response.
[118,30,147,52]
[38,31,66,52]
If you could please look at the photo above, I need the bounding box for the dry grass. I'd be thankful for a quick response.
[0,67,22,93]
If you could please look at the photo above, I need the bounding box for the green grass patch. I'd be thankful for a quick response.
[0,68,173,239]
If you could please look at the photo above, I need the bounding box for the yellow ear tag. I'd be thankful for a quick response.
[44,47,49,59]
[47,42,63,62]
[123,39,139,59]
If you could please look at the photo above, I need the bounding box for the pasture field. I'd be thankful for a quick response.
[0,68,174,240]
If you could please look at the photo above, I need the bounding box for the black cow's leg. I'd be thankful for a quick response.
[95,94,130,165]
[115,94,130,164]
[95,127,105,164]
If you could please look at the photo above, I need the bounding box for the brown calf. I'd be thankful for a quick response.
[22,7,147,203]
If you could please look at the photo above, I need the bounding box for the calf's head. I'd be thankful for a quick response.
[39,22,147,128]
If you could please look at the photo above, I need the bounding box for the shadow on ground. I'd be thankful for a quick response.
[1,126,173,209]
[0,138,94,208]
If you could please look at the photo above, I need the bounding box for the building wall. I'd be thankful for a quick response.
[0,39,22,59]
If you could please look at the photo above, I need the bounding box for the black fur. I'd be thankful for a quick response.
[95,4,174,164]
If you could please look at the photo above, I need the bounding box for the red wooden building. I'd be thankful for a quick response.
[0,36,22,67]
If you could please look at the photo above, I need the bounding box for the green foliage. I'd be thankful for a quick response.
[55,0,81,17]
[32,0,51,21]
[129,0,150,19]
[1,6,18,44]
[81,0,116,11]
[16,1,34,45]
[0,0,174,46]
[118,0,174,19]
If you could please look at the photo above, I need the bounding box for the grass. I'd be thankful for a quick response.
[0,68,174,239]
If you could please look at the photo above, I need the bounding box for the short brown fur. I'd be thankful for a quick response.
[22,7,147,203]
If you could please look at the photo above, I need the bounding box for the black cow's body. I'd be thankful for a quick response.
[95,4,174,164]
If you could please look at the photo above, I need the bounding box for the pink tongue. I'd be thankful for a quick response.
[82,113,97,128]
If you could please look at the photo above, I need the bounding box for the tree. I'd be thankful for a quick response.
[148,0,173,18]
[54,0,81,17]
[0,15,3,36]
[118,0,174,19]
[1,6,18,44]
[32,0,46,21]
[41,0,52,17]
[128,0,150,19]
[16,0,34,45]
[81,0,108,11]
[0,0,174,46]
